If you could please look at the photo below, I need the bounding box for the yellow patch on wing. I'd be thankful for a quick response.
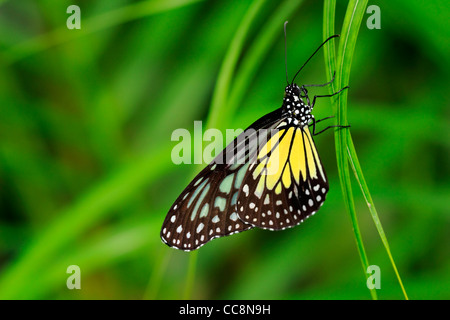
[289,128,306,183]
[275,182,282,195]
[255,174,265,198]
[253,160,266,178]
[249,126,324,196]
[257,130,282,160]
[282,162,291,188]
[266,128,294,189]
[303,129,317,179]
[304,128,326,181]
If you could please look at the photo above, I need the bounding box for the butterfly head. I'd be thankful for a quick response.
[283,84,313,127]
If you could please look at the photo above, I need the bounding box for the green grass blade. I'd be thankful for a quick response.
[206,0,267,131]
[2,0,205,65]
[323,0,337,85]
[325,0,408,300]
[323,0,377,299]
[346,134,409,299]
[182,0,267,299]
[0,144,174,299]
[144,248,173,300]
[182,0,303,299]
[226,0,304,119]
[182,249,198,299]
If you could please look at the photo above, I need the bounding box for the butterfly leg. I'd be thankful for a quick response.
[302,71,336,88]
[299,74,337,104]
[311,85,349,109]
[314,116,334,124]
[310,116,350,136]
[312,124,350,136]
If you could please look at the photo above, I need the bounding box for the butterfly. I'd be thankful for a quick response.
[161,23,349,251]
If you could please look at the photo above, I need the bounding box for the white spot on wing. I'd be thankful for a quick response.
[243,184,249,196]
[196,223,204,233]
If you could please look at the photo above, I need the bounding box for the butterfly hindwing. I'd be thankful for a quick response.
[161,162,253,251]
[236,125,329,230]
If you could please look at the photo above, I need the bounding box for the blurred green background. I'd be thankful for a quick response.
[0,0,448,299]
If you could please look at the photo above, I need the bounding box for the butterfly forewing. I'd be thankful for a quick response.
[161,162,253,251]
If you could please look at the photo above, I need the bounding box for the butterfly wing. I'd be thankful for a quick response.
[161,108,284,251]
[161,162,252,251]
[236,125,329,230]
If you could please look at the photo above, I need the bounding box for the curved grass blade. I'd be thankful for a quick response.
[0,144,174,299]
[182,0,304,299]
[206,0,267,132]
[323,0,337,85]
[182,0,268,299]
[225,0,304,121]
[346,134,409,299]
[324,0,408,299]
[2,0,205,66]
[323,0,377,300]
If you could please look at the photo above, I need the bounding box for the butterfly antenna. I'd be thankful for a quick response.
[291,34,340,85]
[284,21,289,86]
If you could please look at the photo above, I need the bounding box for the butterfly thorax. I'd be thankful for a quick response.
[283,84,313,127]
